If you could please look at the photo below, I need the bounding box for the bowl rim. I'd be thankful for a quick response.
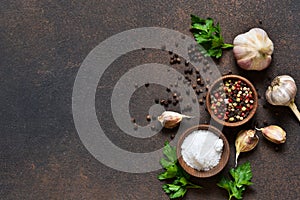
[177,124,230,178]
[205,74,258,127]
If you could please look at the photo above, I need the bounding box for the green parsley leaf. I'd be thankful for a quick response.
[160,158,174,169]
[162,184,171,194]
[217,162,253,200]
[158,164,178,180]
[190,14,233,58]
[170,187,187,199]
[166,184,181,192]
[162,141,177,164]
[230,182,244,200]
[178,177,188,186]
[158,142,202,199]
[230,161,253,188]
[217,176,232,192]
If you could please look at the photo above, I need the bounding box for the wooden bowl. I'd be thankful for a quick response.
[206,75,258,127]
[177,124,230,178]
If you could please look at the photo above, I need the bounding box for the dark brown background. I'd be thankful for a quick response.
[1,0,299,199]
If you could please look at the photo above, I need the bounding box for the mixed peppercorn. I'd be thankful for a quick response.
[210,79,255,122]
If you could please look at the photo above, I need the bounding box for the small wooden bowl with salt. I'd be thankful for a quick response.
[177,124,230,178]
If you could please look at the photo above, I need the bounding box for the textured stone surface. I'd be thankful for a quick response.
[1,0,299,199]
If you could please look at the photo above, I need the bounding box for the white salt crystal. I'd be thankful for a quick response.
[181,130,224,171]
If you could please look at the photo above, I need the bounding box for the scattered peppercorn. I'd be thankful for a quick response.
[185,60,189,66]
[131,118,136,123]
[173,100,179,106]
[197,78,201,84]
[198,98,204,105]
[164,101,169,107]
[170,59,175,65]
[146,115,151,121]
[184,75,190,81]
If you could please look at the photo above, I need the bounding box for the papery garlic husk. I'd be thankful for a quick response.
[265,75,300,122]
[233,28,274,71]
[157,111,192,129]
[235,129,259,167]
[256,125,286,144]
[266,75,296,106]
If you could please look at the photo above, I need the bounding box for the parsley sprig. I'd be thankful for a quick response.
[217,161,253,200]
[190,14,233,58]
[158,142,202,199]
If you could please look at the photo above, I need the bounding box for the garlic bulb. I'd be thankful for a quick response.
[157,111,192,129]
[233,28,274,71]
[235,129,259,167]
[265,75,300,122]
[256,125,286,144]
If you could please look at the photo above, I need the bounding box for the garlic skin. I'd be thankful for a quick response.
[256,125,286,144]
[265,75,300,122]
[235,130,259,167]
[233,28,274,71]
[265,75,296,106]
[157,111,192,129]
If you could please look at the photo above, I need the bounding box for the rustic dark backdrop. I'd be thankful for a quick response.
[1,0,299,199]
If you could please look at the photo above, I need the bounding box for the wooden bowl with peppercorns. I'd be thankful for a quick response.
[206,75,258,127]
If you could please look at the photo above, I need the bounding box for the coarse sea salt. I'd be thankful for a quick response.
[181,130,224,171]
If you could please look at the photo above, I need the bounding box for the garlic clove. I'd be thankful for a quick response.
[233,28,274,71]
[256,125,286,144]
[265,75,300,122]
[235,129,259,167]
[265,75,297,106]
[157,111,192,129]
